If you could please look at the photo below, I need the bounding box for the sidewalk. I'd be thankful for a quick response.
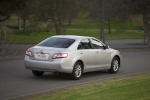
[0,39,149,61]
[106,39,148,50]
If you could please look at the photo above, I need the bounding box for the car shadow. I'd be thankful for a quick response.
[27,70,109,81]
[82,70,108,78]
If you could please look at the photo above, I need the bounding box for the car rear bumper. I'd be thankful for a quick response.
[24,56,73,73]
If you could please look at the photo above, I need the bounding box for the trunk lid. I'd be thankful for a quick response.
[30,46,66,61]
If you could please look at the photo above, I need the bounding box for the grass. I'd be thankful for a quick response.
[4,29,144,44]
[67,18,142,30]
[2,17,144,44]
[31,73,150,100]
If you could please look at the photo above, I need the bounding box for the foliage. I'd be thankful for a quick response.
[0,0,149,46]
[113,0,150,47]
[34,0,79,35]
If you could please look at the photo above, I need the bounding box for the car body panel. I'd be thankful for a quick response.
[24,35,121,74]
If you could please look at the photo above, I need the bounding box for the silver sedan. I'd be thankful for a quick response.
[24,35,121,80]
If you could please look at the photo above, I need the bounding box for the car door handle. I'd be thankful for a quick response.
[80,51,83,54]
[97,51,100,54]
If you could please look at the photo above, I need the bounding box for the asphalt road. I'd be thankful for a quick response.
[0,51,150,100]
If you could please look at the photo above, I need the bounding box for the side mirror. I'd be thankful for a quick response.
[107,45,110,49]
[104,45,109,49]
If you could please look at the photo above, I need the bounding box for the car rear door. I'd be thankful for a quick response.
[77,39,97,70]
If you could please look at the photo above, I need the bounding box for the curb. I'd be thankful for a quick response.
[117,48,150,52]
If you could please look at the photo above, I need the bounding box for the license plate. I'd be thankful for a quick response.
[34,53,49,60]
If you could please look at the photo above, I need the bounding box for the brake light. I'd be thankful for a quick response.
[26,51,33,57]
[52,53,68,59]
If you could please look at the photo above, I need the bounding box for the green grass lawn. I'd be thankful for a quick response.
[31,73,150,100]
[3,16,144,44]
[5,29,144,44]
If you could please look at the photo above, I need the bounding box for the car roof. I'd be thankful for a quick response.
[52,35,92,40]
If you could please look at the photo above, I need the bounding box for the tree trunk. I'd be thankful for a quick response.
[52,17,62,35]
[68,18,72,26]
[0,21,5,56]
[142,13,150,48]
[0,23,2,55]
[53,19,59,35]
[52,0,61,35]
[107,17,111,34]
[148,32,150,48]
[0,16,9,40]
[57,23,61,35]
[22,18,26,32]
[18,14,21,30]
[62,22,66,32]
[0,22,4,41]
[0,23,2,40]
[100,0,105,43]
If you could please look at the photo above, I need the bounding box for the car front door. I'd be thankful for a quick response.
[90,38,112,69]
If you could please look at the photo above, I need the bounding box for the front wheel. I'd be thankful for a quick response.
[71,62,83,80]
[32,70,44,76]
[108,57,120,73]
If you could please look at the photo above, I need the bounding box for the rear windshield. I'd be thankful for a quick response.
[37,37,75,48]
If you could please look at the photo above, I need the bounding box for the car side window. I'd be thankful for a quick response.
[90,39,104,49]
[78,39,92,50]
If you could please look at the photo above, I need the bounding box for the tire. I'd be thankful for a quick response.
[71,62,83,80]
[108,57,120,74]
[32,70,44,76]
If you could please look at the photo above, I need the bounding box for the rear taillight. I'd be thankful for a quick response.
[52,53,68,59]
[25,51,33,57]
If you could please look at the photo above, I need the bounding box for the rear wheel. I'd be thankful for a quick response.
[32,70,44,76]
[108,57,120,73]
[71,62,83,80]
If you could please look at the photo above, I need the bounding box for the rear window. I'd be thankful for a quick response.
[37,37,75,48]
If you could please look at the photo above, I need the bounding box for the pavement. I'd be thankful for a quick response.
[0,39,150,100]
[0,51,150,100]
[106,39,148,50]
[0,39,149,61]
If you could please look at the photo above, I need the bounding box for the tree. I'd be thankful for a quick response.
[36,0,79,35]
[15,0,36,32]
[130,0,150,47]
[99,0,105,43]
[0,0,22,40]
[79,0,106,42]
[65,0,79,26]
[0,0,21,56]
[0,0,14,40]
[113,0,150,47]
[81,0,115,42]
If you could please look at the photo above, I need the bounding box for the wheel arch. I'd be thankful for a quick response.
[113,55,121,67]
[76,60,84,71]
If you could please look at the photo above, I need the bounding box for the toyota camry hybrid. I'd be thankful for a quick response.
[24,35,121,80]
